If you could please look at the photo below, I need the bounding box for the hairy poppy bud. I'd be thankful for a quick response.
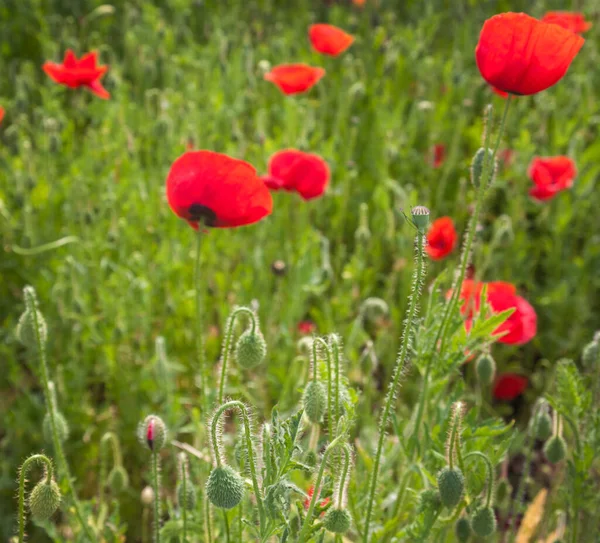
[476,354,496,386]
[235,329,267,369]
[304,450,318,467]
[471,147,497,188]
[544,435,567,464]
[360,297,389,322]
[138,415,167,451]
[323,508,352,533]
[303,380,327,424]
[437,467,465,509]
[471,506,497,537]
[533,411,553,441]
[495,478,511,505]
[206,466,244,509]
[178,481,197,511]
[455,517,471,542]
[43,412,70,444]
[582,337,599,367]
[417,488,441,513]
[411,206,430,233]
[16,309,48,349]
[29,479,61,520]
[108,466,129,493]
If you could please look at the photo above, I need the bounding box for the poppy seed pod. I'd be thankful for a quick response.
[437,467,465,509]
[138,415,167,451]
[206,465,245,509]
[323,508,352,533]
[533,411,553,441]
[455,517,471,542]
[108,465,129,493]
[29,479,61,520]
[471,506,497,537]
[544,435,567,464]
[43,412,70,444]
[411,206,430,233]
[470,147,497,188]
[235,329,267,369]
[476,354,496,386]
[177,481,197,511]
[16,308,48,350]
[303,380,327,424]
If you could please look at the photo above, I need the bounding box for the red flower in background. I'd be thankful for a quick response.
[528,156,577,201]
[298,320,317,335]
[304,485,330,511]
[263,149,330,200]
[426,217,458,260]
[458,280,537,345]
[0,107,4,124]
[498,149,515,167]
[431,144,446,168]
[43,50,110,99]
[309,24,354,56]
[475,13,584,95]
[264,64,325,95]
[493,373,528,401]
[541,12,591,34]
[166,151,273,229]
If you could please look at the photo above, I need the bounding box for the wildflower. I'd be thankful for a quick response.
[528,156,577,201]
[0,106,4,124]
[492,373,528,401]
[541,12,591,34]
[298,321,316,335]
[352,0,366,6]
[262,149,330,200]
[304,485,330,511]
[426,217,458,260]
[475,13,584,95]
[309,24,354,56]
[264,64,325,95]
[458,280,537,345]
[43,50,110,99]
[166,151,273,229]
[431,144,446,168]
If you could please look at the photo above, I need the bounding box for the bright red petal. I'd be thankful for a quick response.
[493,374,528,401]
[426,217,458,260]
[0,107,4,124]
[87,79,110,100]
[264,64,326,95]
[541,12,592,34]
[78,51,98,69]
[63,49,77,68]
[309,24,354,56]
[267,149,329,200]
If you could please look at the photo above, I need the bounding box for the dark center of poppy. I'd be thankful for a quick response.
[188,204,217,227]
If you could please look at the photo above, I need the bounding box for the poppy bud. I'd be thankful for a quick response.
[43,412,70,444]
[455,517,471,542]
[470,147,497,188]
[303,380,327,424]
[495,478,511,505]
[304,450,317,467]
[235,329,267,369]
[206,465,245,509]
[544,435,567,464]
[410,206,430,233]
[138,415,167,451]
[533,411,553,441]
[437,467,465,509]
[470,506,497,537]
[475,353,496,386]
[108,466,129,493]
[582,337,599,367]
[417,488,441,512]
[141,485,155,506]
[355,203,371,245]
[29,479,61,521]
[323,508,352,533]
[360,297,389,323]
[16,308,48,350]
[177,481,197,511]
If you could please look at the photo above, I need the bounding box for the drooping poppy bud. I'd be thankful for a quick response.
[471,506,497,537]
[455,517,471,542]
[544,435,567,464]
[177,481,197,511]
[206,465,245,509]
[16,306,48,350]
[235,328,267,369]
[323,508,352,533]
[43,412,70,444]
[533,410,553,441]
[29,479,61,521]
[437,467,465,509]
[108,465,130,493]
[470,147,497,188]
[475,353,496,386]
[303,380,327,424]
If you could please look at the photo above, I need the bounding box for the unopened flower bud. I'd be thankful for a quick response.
[206,466,244,509]
[141,485,155,506]
[582,337,599,367]
[417,488,441,512]
[455,517,471,542]
[235,329,267,369]
[108,465,129,493]
[323,508,352,533]
[437,467,465,509]
[16,308,47,349]
[303,380,327,424]
[411,206,430,233]
[471,147,497,188]
[29,479,61,520]
[476,354,496,386]
[178,481,197,511]
[43,412,70,444]
[533,410,553,441]
[138,415,167,451]
[360,297,389,323]
[471,506,497,537]
[544,435,567,464]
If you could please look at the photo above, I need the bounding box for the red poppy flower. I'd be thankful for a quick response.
[309,24,354,56]
[262,150,329,201]
[528,156,577,201]
[490,85,509,98]
[352,0,366,5]
[431,144,446,168]
[43,50,110,99]
[426,217,458,260]
[264,64,326,95]
[493,373,528,401]
[298,320,317,335]
[166,151,273,229]
[475,13,584,95]
[304,485,330,511]
[458,280,537,345]
[541,12,591,34]
[0,107,4,124]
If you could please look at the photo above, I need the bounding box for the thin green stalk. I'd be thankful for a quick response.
[312,337,333,438]
[331,336,342,429]
[194,229,207,407]
[448,416,460,471]
[152,451,161,543]
[99,432,122,508]
[218,307,257,404]
[336,444,352,509]
[222,510,230,543]
[363,232,427,542]
[181,457,187,543]
[18,454,54,543]
[24,287,94,540]
[205,499,212,543]
[464,452,494,507]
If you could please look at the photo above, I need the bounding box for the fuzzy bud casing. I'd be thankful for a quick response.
[29,479,61,520]
[138,415,167,451]
[108,466,129,493]
[471,506,497,537]
[16,309,48,349]
[533,411,553,441]
[582,339,599,367]
[476,354,496,386]
[455,517,471,542]
[323,508,352,533]
[544,435,567,464]
[410,206,430,233]
[206,466,244,509]
[235,329,267,369]
[43,412,70,444]
[470,147,497,188]
[178,481,197,511]
[437,467,465,509]
[303,380,327,424]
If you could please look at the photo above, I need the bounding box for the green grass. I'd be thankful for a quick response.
[1,0,599,541]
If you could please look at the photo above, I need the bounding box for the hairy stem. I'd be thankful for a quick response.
[464,452,495,507]
[18,454,54,543]
[152,451,161,543]
[336,444,352,509]
[194,230,207,408]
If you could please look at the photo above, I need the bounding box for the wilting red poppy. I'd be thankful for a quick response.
[262,149,330,200]
[43,50,110,99]
[309,24,354,56]
[264,64,325,95]
[475,13,584,95]
[304,485,330,511]
[426,217,458,260]
[431,144,446,168]
[298,320,317,335]
[166,151,273,229]
[528,156,577,201]
[541,12,591,34]
[457,280,537,345]
[493,373,528,401]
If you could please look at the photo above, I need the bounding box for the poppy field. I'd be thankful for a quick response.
[1,0,600,541]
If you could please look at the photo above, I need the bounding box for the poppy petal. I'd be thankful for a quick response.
[493,374,528,401]
[264,64,326,95]
[309,24,354,56]
[86,80,111,100]
[266,150,329,200]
